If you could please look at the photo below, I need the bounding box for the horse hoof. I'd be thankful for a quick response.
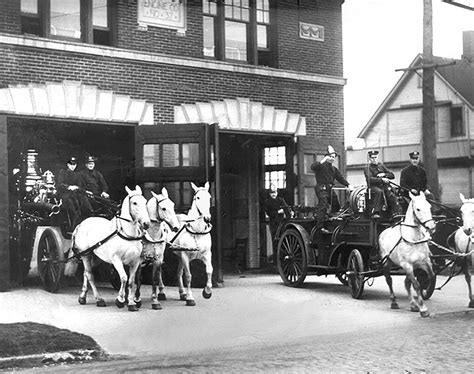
[186,299,196,306]
[410,305,420,313]
[158,293,167,301]
[180,294,187,301]
[115,298,125,308]
[78,296,86,305]
[96,300,106,307]
[128,304,138,312]
[135,300,142,309]
[202,289,212,299]
[469,300,474,308]
[390,302,399,309]
[152,303,162,310]
[420,310,430,318]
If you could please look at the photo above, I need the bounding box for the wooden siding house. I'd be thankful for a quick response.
[346,30,474,206]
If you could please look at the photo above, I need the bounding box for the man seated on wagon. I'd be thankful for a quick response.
[399,151,433,212]
[57,156,93,229]
[311,145,354,234]
[364,150,400,220]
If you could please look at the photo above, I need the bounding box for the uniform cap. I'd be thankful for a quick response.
[67,156,77,164]
[85,155,96,163]
[325,145,338,156]
[368,150,379,157]
[409,151,420,159]
[269,184,277,193]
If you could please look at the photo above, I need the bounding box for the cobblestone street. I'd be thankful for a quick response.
[29,310,474,373]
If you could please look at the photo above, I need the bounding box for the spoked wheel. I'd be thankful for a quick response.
[347,249,365,299]
[37,228,64,293]
[277,228,308,287]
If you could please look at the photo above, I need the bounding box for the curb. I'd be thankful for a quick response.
[0,349,106,370]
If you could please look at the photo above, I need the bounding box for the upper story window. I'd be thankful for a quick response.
[203,0,276,67]
[450,106,464,137]
[21,0,114,46]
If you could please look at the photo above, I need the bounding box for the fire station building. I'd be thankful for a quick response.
[0,0,346,290]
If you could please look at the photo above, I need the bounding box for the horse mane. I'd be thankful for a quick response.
[147,196,158,221]
[120,195,132,221]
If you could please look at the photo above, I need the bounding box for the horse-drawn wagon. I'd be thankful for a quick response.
[275,185,472,315]
[9,154,118,293]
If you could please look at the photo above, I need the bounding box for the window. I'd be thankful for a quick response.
[264,146,286,189]
[450,106,464,137]
[143,143,200,168]
[202,0,276,67]
[21,0,114,46]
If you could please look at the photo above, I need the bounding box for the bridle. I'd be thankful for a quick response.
[409,198,435,230]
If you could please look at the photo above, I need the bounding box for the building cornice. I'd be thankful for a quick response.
[0,33,347,87]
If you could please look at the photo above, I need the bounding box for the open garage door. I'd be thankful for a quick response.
[135,123,214,212]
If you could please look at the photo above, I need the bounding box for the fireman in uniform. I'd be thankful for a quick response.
[311,145,354,234]
[400,151,433,211]
[79,155,110,199]
[364,150,400,220]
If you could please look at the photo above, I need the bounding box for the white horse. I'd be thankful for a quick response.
[170,182,213,306]
[378,191,436,317]
[72,185,151,311]
[452,193,474,308]
[135,188,180,310]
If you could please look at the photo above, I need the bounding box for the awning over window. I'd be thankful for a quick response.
[174,98,306,136]
[0,81,154,125]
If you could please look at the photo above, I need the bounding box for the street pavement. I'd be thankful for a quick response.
[1,270,473,372]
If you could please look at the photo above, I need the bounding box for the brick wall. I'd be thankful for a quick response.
[0,45,344,138]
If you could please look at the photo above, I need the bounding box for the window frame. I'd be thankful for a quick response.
[450,105,465,137]
[20,0,115,46]
[202,0,276,67]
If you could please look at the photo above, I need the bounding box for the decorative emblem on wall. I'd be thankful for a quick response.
[137,0,186,32]
[299,22,324,42]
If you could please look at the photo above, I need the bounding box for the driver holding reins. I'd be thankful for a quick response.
[364,150,400,220]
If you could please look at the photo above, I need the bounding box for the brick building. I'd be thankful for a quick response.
[0,0,346,290]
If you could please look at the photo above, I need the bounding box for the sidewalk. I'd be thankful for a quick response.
[0,272,472,360]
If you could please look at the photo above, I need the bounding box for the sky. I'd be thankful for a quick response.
[342,0,474,147]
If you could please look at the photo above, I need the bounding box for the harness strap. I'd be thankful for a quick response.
[185,222,213,235]
[71,230,118,259]
[118,231,146,241]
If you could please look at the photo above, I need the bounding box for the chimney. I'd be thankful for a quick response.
[462,30,474,61]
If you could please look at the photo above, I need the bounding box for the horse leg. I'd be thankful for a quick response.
[127,260,141,312]
[157,260,167,301]
[151,261,162,310]
[134,265,142,309]
[407,268,430,318]
[111,259,128,308]
[177,256,186,301]
[405,276,418,312]
[461,259,474,308]
[202,251,213,299]
[182,256,195,306]
[383,267,399,309]
[80,256,106,307]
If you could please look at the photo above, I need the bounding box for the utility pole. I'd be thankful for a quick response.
[422,0,440,198]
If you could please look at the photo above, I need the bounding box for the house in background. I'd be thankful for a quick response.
[346,30,474,206]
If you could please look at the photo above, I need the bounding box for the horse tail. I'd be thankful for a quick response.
[64,227,79,277]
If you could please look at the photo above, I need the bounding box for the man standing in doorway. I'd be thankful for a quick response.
[311,145,353,234]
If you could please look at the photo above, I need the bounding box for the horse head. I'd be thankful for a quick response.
[190,181,212,224]
[124,185,150,230]
[148,187,180,232]
[459,193,474,240]
[408,191,436,234]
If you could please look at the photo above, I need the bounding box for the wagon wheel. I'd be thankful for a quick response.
[277,228,308,287]
[347,249,365,299]
[37,228,64,293]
